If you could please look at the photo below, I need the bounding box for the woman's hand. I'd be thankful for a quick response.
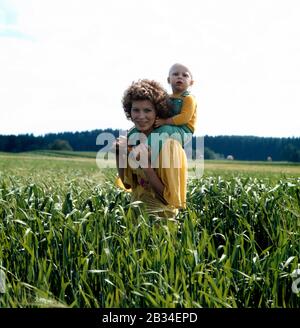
[112,136,128,155]
[129,143,151,168]
[129,142,165,198]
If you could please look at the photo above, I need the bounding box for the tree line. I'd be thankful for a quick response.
[0,129,299,162]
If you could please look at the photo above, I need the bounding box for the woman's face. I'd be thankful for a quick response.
[130,100,156,135]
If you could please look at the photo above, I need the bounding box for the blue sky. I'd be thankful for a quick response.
[0,0,299,137]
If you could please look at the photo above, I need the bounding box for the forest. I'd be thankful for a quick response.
[0,129,300,162]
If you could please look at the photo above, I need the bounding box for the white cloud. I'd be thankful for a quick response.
[0,0,300,137]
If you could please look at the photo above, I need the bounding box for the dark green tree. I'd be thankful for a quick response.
[48,139,73,151]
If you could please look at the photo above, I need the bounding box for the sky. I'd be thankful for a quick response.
[0,0,299,138]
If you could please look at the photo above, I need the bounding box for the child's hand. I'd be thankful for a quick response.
[154,118,165,128]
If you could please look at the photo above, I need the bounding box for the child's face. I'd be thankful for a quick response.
[130,100,156,135]
[168,64,193,93]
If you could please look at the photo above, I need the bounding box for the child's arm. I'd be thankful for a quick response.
[171,95,197,126]
[154,95,196,128]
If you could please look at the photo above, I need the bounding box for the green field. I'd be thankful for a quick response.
[0,152,299,307]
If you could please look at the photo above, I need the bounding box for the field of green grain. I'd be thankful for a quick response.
[0,152,299,308]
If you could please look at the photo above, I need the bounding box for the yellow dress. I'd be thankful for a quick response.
[116,138,187,219]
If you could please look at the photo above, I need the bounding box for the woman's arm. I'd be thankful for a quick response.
[143,167,165,199]
[130,143,166,199]
[143,139,187,207]
[116,157,125,181]
[158,139,187,208]
[114,136,131,189]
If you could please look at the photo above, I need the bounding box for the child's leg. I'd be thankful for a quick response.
[147,125,191,165]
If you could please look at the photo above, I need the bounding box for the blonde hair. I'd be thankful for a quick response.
[169,63,193,79]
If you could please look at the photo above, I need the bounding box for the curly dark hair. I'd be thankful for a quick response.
[122,79,171,119]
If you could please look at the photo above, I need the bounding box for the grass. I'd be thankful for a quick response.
[204,159,300,177]
[0,152,299,308]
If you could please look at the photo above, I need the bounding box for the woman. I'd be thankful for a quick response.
[115,79,187,219]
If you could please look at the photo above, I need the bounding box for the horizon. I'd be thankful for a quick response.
[0,128,299,140]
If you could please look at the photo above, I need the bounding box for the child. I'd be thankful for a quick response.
[154,63,197,135]
[126,63,197,165]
